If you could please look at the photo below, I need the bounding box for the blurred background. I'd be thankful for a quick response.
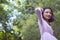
[0,0,60,40]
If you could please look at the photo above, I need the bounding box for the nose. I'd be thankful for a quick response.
[47,13,51,15]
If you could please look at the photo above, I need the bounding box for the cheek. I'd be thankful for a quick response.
[43,13,47,18]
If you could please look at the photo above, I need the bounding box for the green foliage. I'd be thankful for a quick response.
[0,0,8,4]
[20,14,40,40]
[51,12,60,40]
[39,0,60,11]
[0,4,8,22]
[0,31,3,40]
[0,0,60,40]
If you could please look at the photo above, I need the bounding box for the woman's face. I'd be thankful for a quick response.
[43,9,52,20]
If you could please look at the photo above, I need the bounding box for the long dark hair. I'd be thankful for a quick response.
[42,7,54,22]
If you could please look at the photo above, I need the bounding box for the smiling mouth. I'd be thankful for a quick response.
[47,15,51,17]
[46,16,51,18]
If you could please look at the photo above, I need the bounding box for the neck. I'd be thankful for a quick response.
[46,20,50,25]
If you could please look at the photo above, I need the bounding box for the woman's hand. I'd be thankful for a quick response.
[35,8,43,14]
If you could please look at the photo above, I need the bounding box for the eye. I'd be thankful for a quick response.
[45,11,52,14]
[45,12,49,13]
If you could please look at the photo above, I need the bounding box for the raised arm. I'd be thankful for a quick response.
[35,8,43,24]
[35,8,44,35]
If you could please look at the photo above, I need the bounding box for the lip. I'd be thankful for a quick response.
[47,15,51,17]
[46,16,51,18]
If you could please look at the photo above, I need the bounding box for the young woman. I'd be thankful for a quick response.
[35,7,58,40]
